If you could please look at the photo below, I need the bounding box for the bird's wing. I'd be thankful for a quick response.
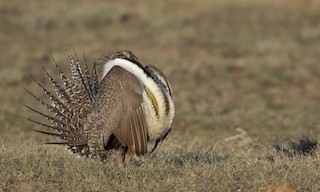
[102,66,148,156]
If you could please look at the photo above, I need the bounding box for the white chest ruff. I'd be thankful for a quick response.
[142,91,172,140]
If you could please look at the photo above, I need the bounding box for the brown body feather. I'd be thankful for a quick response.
[26,51,167,162]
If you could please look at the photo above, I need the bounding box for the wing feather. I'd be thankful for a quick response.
[104,66,148,156]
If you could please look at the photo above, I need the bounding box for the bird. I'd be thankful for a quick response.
[25,50,175,163]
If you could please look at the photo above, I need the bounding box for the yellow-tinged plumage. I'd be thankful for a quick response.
[144,86,159,116]
[26,49,175,164]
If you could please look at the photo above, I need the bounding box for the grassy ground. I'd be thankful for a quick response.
[1,0,320,191]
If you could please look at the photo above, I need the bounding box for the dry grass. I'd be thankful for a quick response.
[1,0,320,191]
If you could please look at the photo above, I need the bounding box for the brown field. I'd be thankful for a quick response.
[1,0,320,191]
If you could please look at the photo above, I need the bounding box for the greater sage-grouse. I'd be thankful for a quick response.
[26,50,175,163]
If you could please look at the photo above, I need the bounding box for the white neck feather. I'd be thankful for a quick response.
[103,58,147,85]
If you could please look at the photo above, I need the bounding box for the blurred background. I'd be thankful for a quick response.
[1,0,320,147]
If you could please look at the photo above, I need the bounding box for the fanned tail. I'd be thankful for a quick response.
[26,50,99,157]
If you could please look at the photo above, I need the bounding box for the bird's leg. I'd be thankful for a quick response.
[123,152,132,165]
[115,146,132,177]
[115,145,129,167]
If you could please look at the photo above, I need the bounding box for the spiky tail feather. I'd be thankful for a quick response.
[25,50,99,157]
